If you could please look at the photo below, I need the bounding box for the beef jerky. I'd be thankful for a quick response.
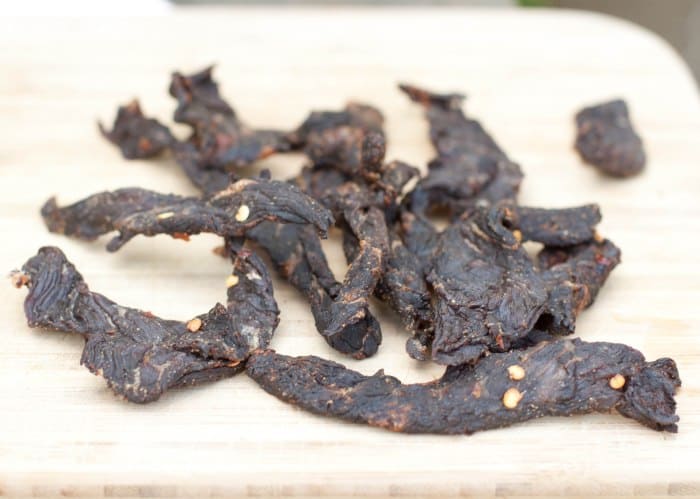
[574,99,646,177]
[321,183,389,355]
[12,245,278,403]
[387,209,439,360]
[428,205,548,365]
[288,103,386,176]
[399,83,523,217]
[99,100,175,159]
[537,238,621,335]
[248,222,382,359]
[246,339,680,434]
[41,177,333,252]
[510,204,601,247]
[170,66,291,170]
[171,141,233,196]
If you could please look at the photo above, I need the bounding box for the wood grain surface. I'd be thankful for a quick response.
[1,7,699,497]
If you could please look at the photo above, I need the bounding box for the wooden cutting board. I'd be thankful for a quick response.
[1,7,699,497]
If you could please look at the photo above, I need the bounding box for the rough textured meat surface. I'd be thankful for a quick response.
[248,221,382,359]
[169,66,291,170]
[426,203,619,365]
[428,205,548,365]
[511,204,601,246]
[574,99,646,177]
[99,100,174,159]
[288,102,386,176]
[537,239,621,335]
[41,177,333,251]
[399,83,523,217]
[12,246,278,403]
[246,339,680,434]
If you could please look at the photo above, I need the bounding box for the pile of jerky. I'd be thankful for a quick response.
[12,67,679,434]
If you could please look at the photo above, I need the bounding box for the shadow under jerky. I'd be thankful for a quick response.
[247,338,680,434]
[574,99,646,178]
[12,245,278,403]
[41,177,333,252]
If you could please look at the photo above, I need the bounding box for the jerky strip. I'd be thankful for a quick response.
[99,100,175,159]
[41,178,334,252]
[575,99,646,177]
[510,204,601,247]
[288,103,386,176]
[12,246,278,403]
[248,222,381,359]
[170,66,290,170]
[537,238,621,335]
[427,205,548,365]
[247,339,680,434]
[399,83,523,216]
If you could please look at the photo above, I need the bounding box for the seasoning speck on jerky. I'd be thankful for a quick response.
[247,339,680,434]
[14,246,279,403]
[41,177,334,251]
[574,99,646,177]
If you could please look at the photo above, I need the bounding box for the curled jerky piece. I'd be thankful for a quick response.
[248,222,381,359]
[13,246,278,403]
[170,66,290,170]
[537,238,621,335]
[41,178,334,251]
[428,206,548,365]
[289,103,386,175]
[575,99,646,177]
[99,100,175,159]
[247,339,680,434]
[399,83,523,216]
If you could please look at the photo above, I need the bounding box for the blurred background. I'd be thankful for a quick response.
[5,0,700,86]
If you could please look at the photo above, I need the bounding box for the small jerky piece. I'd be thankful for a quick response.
[288,103,386,175]
[14,246,279,403]
[575,99,646,177]
[170,66,290,170]
[399,83,523,216]
[99,100,175,159]
[509,204,601,246]
[247,339,680,434]
[428,205,548,365]
[41,177,334,251]
[537,239,621,335]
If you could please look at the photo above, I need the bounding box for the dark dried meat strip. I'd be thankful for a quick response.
[41,177,334,252]
[574,99,646,177]
[399,83,523,216]
[537,238,621,335]
[170,66,291,170]
[248,222,381,359]
[288,103,386,176]
[99,100,175,159]
[247,339,680,434]
[321,183,389,357]
[427,206,548,365]
[510,204,601,247]
[12,245,278,403]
